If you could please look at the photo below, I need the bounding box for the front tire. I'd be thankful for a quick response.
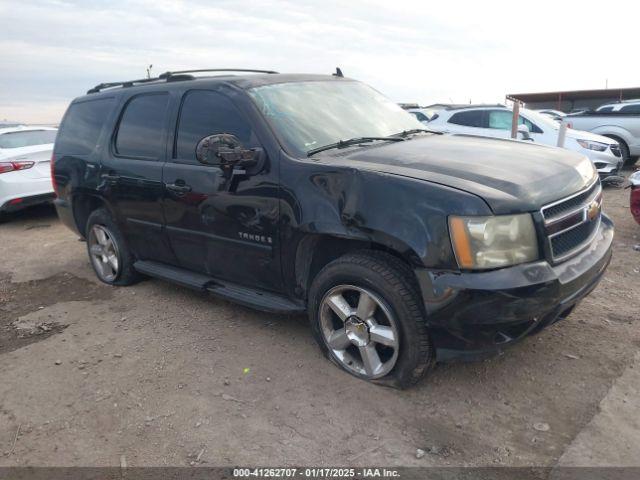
[308,251,434,388]
[604,135,631,165]
[85,209,140,286]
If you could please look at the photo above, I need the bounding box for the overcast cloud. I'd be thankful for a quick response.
[1,0,638,123]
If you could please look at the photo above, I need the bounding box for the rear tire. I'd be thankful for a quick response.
[308,251,435,389]
[85,209,141,286]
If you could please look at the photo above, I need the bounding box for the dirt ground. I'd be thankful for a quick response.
[0,176,638,468]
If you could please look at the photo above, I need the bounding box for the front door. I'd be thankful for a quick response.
[162,89,282,292]
[99,91,176,263]
[485,109,544,142]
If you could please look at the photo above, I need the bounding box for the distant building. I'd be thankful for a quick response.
[507,87,640,113]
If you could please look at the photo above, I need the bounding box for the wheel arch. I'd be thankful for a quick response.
[600,133,629,151]
[591,126,633,147]
[71,192,114,238]
[294,232,422,300]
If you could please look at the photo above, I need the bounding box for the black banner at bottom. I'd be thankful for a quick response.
[0,467,639,480]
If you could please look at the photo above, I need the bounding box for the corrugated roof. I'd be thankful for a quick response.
[507,87,640,103]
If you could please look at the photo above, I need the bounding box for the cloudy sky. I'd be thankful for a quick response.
[1,0,638,123]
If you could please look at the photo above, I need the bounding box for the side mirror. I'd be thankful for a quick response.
[196,134,261,170]
[517,124,533,141]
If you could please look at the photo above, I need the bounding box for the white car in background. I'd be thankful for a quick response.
[427,105,623,178]
[407,108,439,123]
[0,126,58,220]
[536,109,566,122]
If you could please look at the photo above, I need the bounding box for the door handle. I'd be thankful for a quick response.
[165,182,192,193]
[101,173,120,181]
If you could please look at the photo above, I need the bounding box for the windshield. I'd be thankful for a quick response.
[522,108,560,131]
[249,80,423,156]
[0,129,57,149]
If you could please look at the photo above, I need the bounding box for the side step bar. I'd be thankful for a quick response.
[134,260,305,314]
[134,260,213,291]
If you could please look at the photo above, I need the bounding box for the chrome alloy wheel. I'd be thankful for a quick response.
[319,285,400,379]
[88,225,120,282]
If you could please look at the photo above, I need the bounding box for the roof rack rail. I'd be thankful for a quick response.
[444,103,506,110]
[87,77,161,94]
[87,68,279,94]
[158,68,279,78]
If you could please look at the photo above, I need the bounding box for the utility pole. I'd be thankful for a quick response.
[146,64,153,79]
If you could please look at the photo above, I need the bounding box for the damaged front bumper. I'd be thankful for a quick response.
[415,214,614,362]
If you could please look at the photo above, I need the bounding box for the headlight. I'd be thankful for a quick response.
[449,214,538,269]
[575,156,597,183]
[577,139,608,152]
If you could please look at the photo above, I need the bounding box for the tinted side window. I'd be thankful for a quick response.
[175,90,254,161]
[448,110,484,127]
[486,110,543,134]
[519,116,543,134]
[116,93,169,159]
[56,98,115,155]
[411,112,428,122]
[597,106,614,113]
[620,104,640,114]
[0,130,57,149]
[487,110,512,130]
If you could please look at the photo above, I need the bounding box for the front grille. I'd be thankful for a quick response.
[541,181,599,221]
[550,219,599,257]
[541,181,602,262]
[610,144,622,157]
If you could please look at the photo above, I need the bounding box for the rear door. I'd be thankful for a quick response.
[484,109,545,142]
[99,91,176,263]
[484,109,513,139]
[446,110,486,135]
[162,88,282,291]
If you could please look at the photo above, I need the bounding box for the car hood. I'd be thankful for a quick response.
[566,128,617,145]
[316,134,596,214]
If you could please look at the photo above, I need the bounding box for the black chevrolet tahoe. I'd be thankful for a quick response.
[52,69,613,388]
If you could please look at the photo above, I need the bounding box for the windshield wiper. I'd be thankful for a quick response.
[307,136,404,157]
[392,128,443,137]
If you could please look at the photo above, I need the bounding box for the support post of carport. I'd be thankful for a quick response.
[510,101,520,139]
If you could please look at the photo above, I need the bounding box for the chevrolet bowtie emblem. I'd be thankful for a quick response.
[587,200,601,222]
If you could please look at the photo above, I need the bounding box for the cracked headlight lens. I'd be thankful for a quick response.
[449,214,538,269]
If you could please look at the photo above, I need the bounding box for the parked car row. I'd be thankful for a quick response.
[6,69,640,388]
[414,104,623,178]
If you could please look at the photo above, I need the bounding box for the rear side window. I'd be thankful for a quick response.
[448,110,484,127]
[620,104,640,114]
[175,90,254,162]
[411,112,429,122]
[597,106,614,113]
[56,98,115,154]
[485,110,543,134]
[0,130,57,149]
[115,93,169,159]
[487,110,512,130]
